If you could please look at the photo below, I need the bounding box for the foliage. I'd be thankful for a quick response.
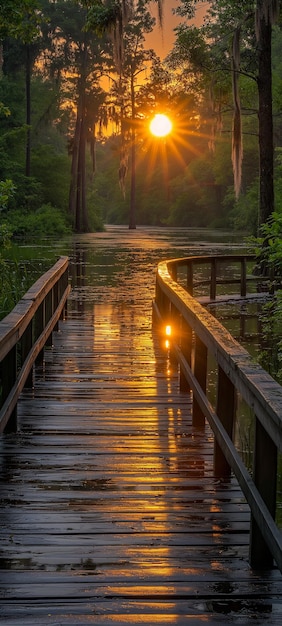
[0,256,31,320]
[251,212,282,275]
[275,147,282,207]
[84,0,122,35]
[227,180,259,234]
[5,204,71,239]
[250,211,282,383]
[258,292,282,384]
[0,102,10,117]
[89,142,130,224]
[0,178,28,318]
[0,180,14,248]
[0,179,15,210]
[169,0,282,230]
[0,0,281,232]
[0,223,13,247]
[166,155,216,227]
[0,0,42,42]
[31,146,70,211]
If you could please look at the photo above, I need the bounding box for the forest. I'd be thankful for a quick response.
[0,0,282,237]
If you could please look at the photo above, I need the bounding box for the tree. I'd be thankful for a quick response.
[0,0,44,177]
[116,0,156,228]
[255,0,279,226]
[85,0,163,228]
[42,0,107,232]
[172,0,281,231]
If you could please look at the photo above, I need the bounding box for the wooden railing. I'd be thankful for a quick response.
[167,253,271,302]
[0,256,70,433]
[153,254,282,572]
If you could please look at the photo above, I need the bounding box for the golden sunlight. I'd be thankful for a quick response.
[150,114,173,138]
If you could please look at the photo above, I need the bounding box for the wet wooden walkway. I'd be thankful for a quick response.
[1,265,282,623]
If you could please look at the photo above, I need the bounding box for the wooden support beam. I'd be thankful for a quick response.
[193,335,207,428]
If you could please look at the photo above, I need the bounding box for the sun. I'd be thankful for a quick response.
[149,114,172,138]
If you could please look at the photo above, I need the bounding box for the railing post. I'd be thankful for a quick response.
[210,258,217,300]
[180,318,192,392]
[170,264,177,281]
[170,302,179,335]
[214,366,236,477]
[21,321,33,388]
[154,280,171,337]
[250,417,277,569]
[193,335,207,428]
[160,291,171,322]
[61,268,69,319]
[187,261,193,295]
[45,289,53,347]
[1,346,17,430]
[34,301,44,364]
[170,302,181,370]
[241,257,247,297]
[53,281,59,330]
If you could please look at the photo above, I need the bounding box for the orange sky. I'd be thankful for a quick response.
[146,1,208,59]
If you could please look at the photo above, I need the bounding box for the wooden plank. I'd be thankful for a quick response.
[1,604,282,626]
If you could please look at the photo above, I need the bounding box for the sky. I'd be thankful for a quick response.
[145,1,209,59]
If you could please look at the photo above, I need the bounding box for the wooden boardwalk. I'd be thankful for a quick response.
[1,289,282,623]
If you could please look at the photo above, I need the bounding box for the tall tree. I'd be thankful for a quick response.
[0,0,43,176]
[117,0,156,228]
[255,0,280,226]
[85,0,163,228]
[44,0,107,232]
[172,0,281,230]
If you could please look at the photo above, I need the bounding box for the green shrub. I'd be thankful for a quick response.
[258,291,282,385]
[6,204,71,238]
[0,255,30,320]
[251,211,282,383]
[0,178,15,210]
[0,222,13,246]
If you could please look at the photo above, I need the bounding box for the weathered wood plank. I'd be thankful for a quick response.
[2,603,282,626]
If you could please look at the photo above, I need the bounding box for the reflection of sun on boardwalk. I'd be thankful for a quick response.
[1,229,282,624]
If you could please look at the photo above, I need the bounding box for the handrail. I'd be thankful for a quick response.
[0,256,70,433]
[153,254,282,573]
[166,253,271,301]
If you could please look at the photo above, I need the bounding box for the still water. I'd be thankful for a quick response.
[6,224,250,295]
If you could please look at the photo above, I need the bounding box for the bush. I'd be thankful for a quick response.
[0,178,15,210]
[251,211,282,384]
[0,255,31,319]
[258,291,282,385]
[227,180,259,235]
[6,203,71,238]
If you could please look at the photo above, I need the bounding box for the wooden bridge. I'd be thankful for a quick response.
[1,251,282,625]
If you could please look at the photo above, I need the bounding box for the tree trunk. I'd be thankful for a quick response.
[75,119,82,233]
[129,71,136,229]
[68,112,80,224]
[257,14,274,229]
[25,44,31,177]
[69,69,90,231]
[129,131,136,229]
[79,108,89,232]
